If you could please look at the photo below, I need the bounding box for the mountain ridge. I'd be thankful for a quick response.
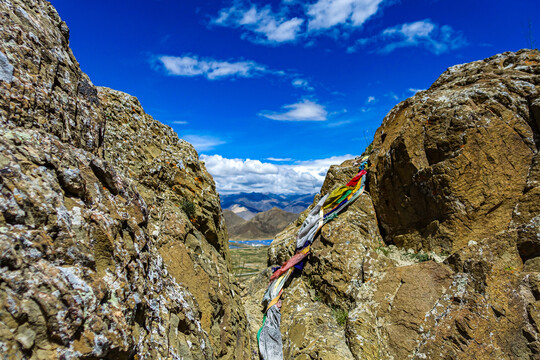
[221,192,314,220]
[226,207,298,240]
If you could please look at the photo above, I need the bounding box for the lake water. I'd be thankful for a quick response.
[229,239,273,249]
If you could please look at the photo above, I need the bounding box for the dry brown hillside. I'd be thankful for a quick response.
[227,207,298,240]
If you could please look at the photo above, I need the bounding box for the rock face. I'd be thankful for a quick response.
[0,1,252,359]
[248,50,540,360]
[0,0,104,155]
[0,128,213,359]
[368,49,540,253]
[98,87,251,359]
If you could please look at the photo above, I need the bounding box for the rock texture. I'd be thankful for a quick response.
[0,1,252,359]
[246,50,540,360]
[98,87,251,359]
[0,0,104,155]
[368,49,540,253]
[0,128,212,359]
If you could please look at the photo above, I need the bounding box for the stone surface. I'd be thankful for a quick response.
[0,51,14,83]
[368,49,540,253]
[0,0,105,155]
[280,277,355,360]
[98,87,252,359]
[303,191,383,310]
[512,151,540,267]
[0,1,253,358]
[0,128,212,359]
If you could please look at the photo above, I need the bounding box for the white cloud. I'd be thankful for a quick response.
[171,120,188,125]
[350,19,467,54]
[182,135,225,152]
[326,119,353,127]
[155,54,314,91]
[382,19,434,39]
[386,92,399,100]
[346,37,369,52]
[212,0,387,45]
[367,96,376,103]
[157,55,267,80]
[408,88,425,94]
[266,157,293,161]
[307,0,384,32]
[213,3,304,43]
[260,99,327,121]
[292,78,314,90]
[201,154,356,194]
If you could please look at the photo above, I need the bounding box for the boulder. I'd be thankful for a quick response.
[0,128,212,359]
[368,49,540,253]
[347,261,453,359]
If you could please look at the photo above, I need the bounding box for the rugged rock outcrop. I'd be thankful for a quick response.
[0,0,104,155]
[0,1,252,359]
[369,50,540,253]
[98,87,251,359]
[246,50,540,360]
[0,127,214,359]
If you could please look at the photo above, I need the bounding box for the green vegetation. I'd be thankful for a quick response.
[376,245,390,256]
[304,276,323,302]
[305,276,347,326]
[230,244,268,281]
[180,199,196,220]
[364,143,373,155]
[408,252,432,262]
[332,307,348,327]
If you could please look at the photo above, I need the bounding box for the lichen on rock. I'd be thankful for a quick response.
[369,49,540,253]
[0,0,253,358]
[0,128,213,359]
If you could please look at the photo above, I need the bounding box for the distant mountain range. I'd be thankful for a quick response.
[224,207,299,240]
[220,193,315,220]
[221,193,314,240]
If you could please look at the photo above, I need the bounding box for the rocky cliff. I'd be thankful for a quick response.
[0,1,252,359]
[246,49,540,360]
[369,50,540,254]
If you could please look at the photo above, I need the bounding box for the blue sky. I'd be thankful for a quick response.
[51,0,538,194]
